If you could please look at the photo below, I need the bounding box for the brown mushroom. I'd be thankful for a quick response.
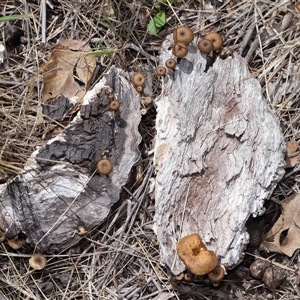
[295,2,300,12]
[173,26,194,44]
[197,39,213,54]
[29,253,47,270]
[97,158,113,175]
[207,264,225,285]
[7,236,24,250]
[77,226,88,236]
[136,86,143,93]
[110,100,120,111]
[172,42,188,58]
[132,73,145,87]
[177,233,218,276]
[140,108,147,115]
[156,66,166,76]
[144,96,153,105]
[107,93,114,101]
[204,32,223,50]
[0,232,5,243]
[165,58,177,70]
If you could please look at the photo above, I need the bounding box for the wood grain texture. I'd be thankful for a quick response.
[0,66,141,252]
[154,35,286,275]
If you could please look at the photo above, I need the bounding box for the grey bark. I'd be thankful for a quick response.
[0,66,141,252]
[154,35,286,275]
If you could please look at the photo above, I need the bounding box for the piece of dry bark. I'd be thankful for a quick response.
[0,66,141,252]
[154,35,286,275]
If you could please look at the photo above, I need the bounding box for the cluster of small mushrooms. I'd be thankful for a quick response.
[176,233,225,285]
[155,26,224,77]
[95,91,123,176]
[0,231,47,270]
[131,72,153,115]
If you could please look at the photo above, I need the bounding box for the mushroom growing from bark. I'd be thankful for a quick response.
[156,66,166,76]
[165,58,176,70]
[204,32,223,50]
[172,43,188,58]
[97,158,113,175]
[197,39,213,54]
[173,26,194,44]
[176,233,218,275]
[29,253,47,270]
[132,73,146,87]
[7,236,24,250]
[207,264,225,285]
[110,100,120,111]
[77,226,88,236]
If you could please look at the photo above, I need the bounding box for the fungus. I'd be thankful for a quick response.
[97,158,113,175]
[7,236,24,250]
[29,253,47,270]
[207,264,225,285]
[110,100,120,111]
[173,26,194,44]
[156,66,166,76]
[197,39,213,54]
[172,43,188,58]
[0,232,5,243]
[165,58,176,70]
[136,86,143,93]
[295,2,300,12]
[176,233,218,276]
[77,226,88,236]
[144,97,153,105]
[140,108,147,115]
[132,73,145,87]
[204,32,223,50]
[107,93,114,101]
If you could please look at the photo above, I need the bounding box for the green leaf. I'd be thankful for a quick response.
[0,14,30,22]
[147,18,160,35]
[154,11,166,28]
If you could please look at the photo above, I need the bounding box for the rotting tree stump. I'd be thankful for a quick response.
[154,35,286,275]
[0,67,141,252]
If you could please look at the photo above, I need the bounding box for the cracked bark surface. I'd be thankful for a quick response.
[0,66,141,252]
[154,35,286,275]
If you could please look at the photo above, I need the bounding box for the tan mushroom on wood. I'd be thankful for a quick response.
[173,26,194,44]
[29,253,47,270]
[176,233,218,276]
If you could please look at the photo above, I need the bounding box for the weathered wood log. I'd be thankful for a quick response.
[0,66,141,252]
[154,35,286,275]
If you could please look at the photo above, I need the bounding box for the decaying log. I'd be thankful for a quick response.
[0,66,141,252]
[154,35,286,275]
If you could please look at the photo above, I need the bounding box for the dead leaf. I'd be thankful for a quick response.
[285,141,299,168]
[42,39,96,104]
[260,193,300,256]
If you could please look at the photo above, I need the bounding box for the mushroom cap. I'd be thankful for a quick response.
[132,73,146,87]
[77,226,88,236]
[172,42,188,58]
[136,86,143,93]
[177,233,218,275]
[110,100,120,111]
[207,264,225,283]
[173,26,194,44]
[107,93,114,101]
[140,108,147,115]
[165,58,177,70]
[204,32,223,50]
[97,158,113,175]
[144,97,153,105]
[0,232,5,243]
[197,39,213,54]
[7,236,23,250]
[156,66,166,76]
[29,253,47,270]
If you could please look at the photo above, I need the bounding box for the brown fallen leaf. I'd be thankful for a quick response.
[285,141,299,168]
[260,193,300,256]
[42,39,96,104]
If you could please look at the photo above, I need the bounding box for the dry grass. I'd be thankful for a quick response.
[0,0,300,299]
